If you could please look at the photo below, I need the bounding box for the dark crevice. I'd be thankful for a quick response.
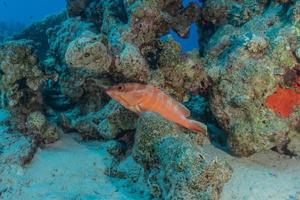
[271,145,297,158]
[198,21,217,57]
[42,80,74,111]
[184,95,229,151]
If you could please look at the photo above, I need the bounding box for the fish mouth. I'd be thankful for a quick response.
[105,90,130,107]
[105,87,116,97]
[105,88,112,96]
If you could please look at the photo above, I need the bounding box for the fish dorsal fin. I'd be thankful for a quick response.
[177,103,191,117]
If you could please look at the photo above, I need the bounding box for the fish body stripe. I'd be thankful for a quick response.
[139,86,156,108]
[106,83,206,133]
[152,91,166,112]
[144,87,161,111]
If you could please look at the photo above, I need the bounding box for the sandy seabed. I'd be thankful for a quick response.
[0,109,300,200]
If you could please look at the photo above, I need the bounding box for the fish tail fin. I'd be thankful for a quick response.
[186,119,207,134]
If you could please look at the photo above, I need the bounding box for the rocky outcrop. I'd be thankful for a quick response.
[132,112,232,199]
[62,0,209,101]
[0,40,62,144]
[201,1,300,156]
[66,100,138,139]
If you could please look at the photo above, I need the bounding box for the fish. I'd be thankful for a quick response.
[106,83,206,133]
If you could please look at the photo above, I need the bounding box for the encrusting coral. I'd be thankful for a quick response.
[0,40,63,144]
[65,31,112,74]
[63,0,209,101]
[201,1,300,156]
[67,100,138,139]
[132,112,232,199]
[0,40,43,125]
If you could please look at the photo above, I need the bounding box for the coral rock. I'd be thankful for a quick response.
[114,43,150,81]
[206,2,300,156]
[66,0,92,17]
[132,112,231,199]
[72,100,138,139]
[65,31,112,74]
[26,111,47,133]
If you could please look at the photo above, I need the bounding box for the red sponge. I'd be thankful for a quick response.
[266,77,300,117]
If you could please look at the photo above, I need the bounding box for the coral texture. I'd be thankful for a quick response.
[3,0,300,199]
[132,112,231,199]
[68,100,138,139]
[202,1,300,156]
[0,40,63,144]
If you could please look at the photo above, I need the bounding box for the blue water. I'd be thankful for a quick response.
[160,0,202,52]
[161,23,199,52]
[0,0,66,24]
[0,0,200,24]
[0,0,200,52]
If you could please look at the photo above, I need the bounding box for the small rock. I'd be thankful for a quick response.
[43,124,62,144]
[245,34,269,54]
[26,111,47,133]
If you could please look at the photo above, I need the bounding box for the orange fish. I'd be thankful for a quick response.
[106,83,206,133]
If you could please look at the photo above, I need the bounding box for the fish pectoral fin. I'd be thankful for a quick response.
[129,105,143,114]
[178,103,191,117]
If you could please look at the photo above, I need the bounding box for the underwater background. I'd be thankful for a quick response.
[0,0,300,200]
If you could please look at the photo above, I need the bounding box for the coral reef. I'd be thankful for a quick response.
[288,131,300,156]
[66,0,92,17]
[0,40,44,126]
[66,100,138,139]
[132,112,232,199]
[62,0,208,100]
[201,1,300,156]
[47,17,97,65]
[65,31,112,74]
[26,111,61,143]
[0,40,62,144]
[3,0,300,199]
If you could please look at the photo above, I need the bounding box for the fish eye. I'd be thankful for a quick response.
[117,85,124,91]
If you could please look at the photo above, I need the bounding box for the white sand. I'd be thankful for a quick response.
[203,144,300,200]
[1,108,300,200]
[1,134,148,200]
[0,110,148,200]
